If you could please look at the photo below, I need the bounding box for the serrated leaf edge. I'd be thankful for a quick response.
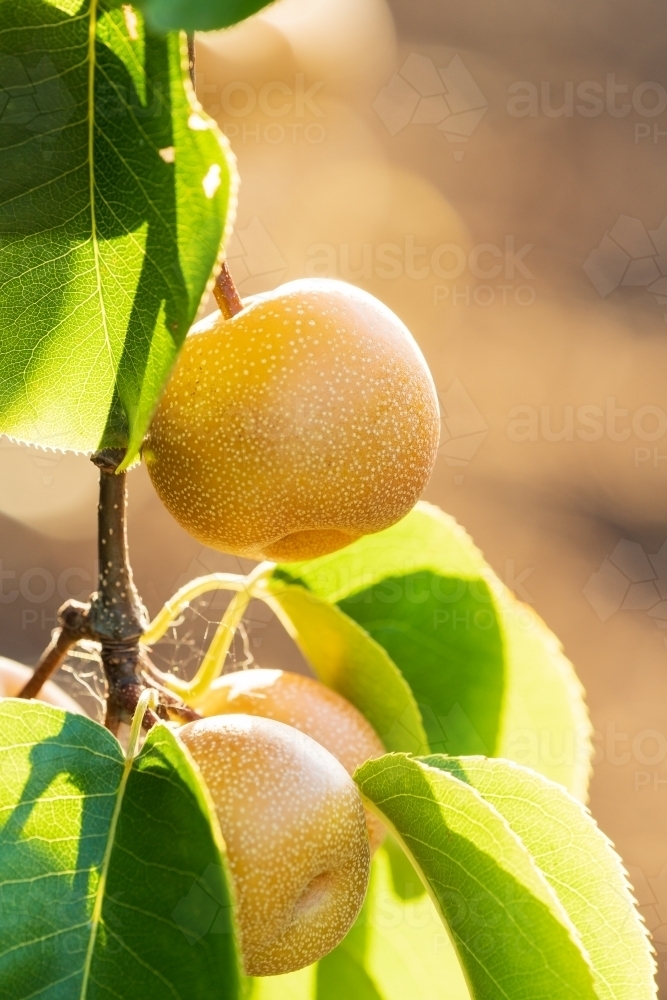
[420,753,658,989]
[355,753,599,999]
[174,29,239,328]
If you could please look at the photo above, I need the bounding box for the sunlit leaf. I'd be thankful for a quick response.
[423,755,657,1000]
[0,2,236,466]
[272,502,591,797]
[262,580,428,755]
[0,700,241,998]
[356,754,598,1000]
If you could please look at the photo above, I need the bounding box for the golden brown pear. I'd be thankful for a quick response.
[179,714,370,976]
[0,656,84,714]
[145,278,440,561]
[199,668,386,851]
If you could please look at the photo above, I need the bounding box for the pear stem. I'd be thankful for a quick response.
[126,689,159,760]
[158,562,274,706]
[213,262,244,317]
[142,572,249,646]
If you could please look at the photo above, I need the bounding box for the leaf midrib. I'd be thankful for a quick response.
[79,744,134,998]
[86,0,112,380]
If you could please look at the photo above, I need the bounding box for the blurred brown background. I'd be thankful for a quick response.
[2,0,667,989]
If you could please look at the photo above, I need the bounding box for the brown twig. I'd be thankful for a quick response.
[17,604,88,699]
[88,449,148,732]
[187,33,196,91]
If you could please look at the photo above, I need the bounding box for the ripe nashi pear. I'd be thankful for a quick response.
[145,278,440,561]
[199,668,386,851]
[179,713,370,976]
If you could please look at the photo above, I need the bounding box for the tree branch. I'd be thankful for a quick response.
[87,449,149,731]
[17,600,90,699]
[88,449,147,642]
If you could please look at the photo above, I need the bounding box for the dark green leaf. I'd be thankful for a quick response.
[262,580,428,755]
[138,0,276,33]
[0,2,235,466]
[273,503,591,797]
[356,754,598,1000]
[0,699,242,998]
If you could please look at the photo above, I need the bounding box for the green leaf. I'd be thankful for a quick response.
[352,844,469,1000]
[0,2,235,466]
[246,756,655,1000]
[0,699,242,998]
[262,581,428,755]
[316,942,383,1000]
[316,889,383,1000]
[356,754,598,1000]
[318,840,469,1000]
[272,502,591,798]
[248,966,315,1000]
[422,755,657,1000]
[138,0,276,33]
